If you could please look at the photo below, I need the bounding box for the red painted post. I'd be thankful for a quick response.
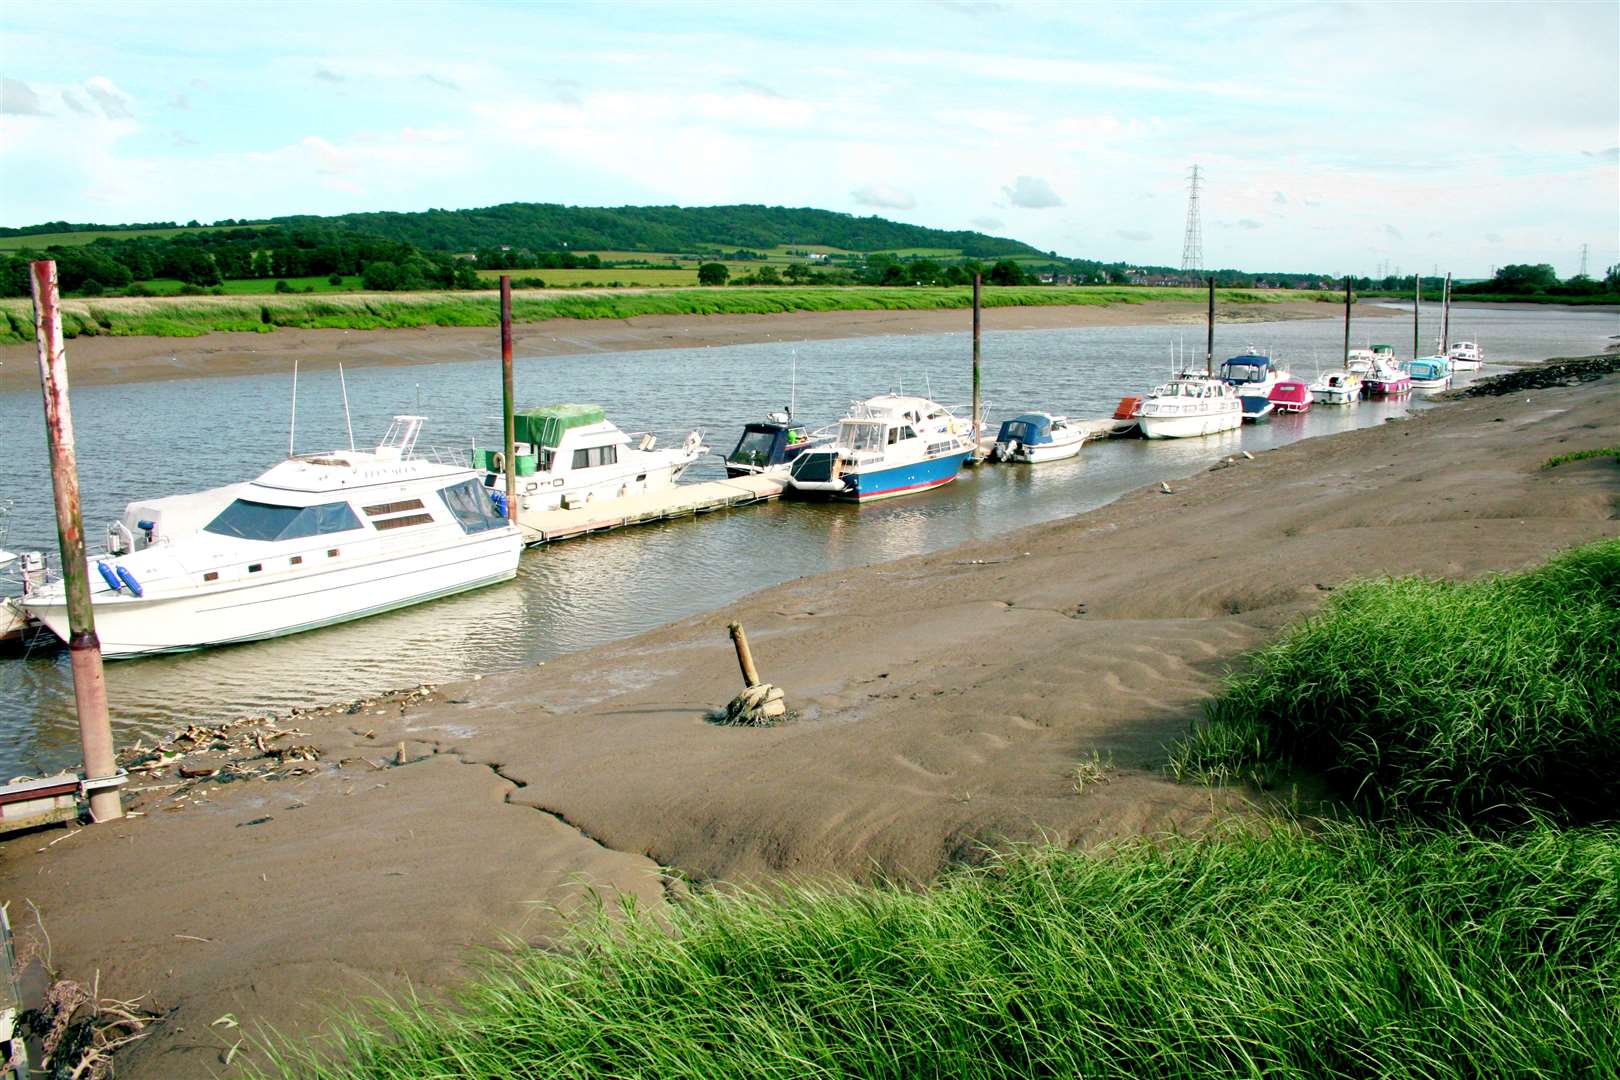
[500,275,516,522]
[30,260,121,822]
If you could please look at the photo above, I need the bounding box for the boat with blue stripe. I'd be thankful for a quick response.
[787,394,976,502]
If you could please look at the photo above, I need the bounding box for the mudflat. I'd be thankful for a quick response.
[2,368,1615,1078]
[0,297,1383,391]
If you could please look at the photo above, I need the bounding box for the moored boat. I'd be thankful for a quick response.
[1269,380,1314,413]
[1361,345,1411,396]
[22,416,523,658]
[476,404,707,511]
[990,413,1088,463]
[1219,352,1292,418]
[1447,340,1483,370]
[786,394,975,501]
[1405,356,1452,391]
[722,412,832,477]
[1308,371,1360,405]
[1137,374,1243,439]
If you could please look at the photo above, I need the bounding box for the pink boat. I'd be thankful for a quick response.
[1360,345,1411,396]
[1268,379,1313,413]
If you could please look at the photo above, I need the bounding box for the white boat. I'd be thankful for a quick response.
[990,413,1088,463]
[477,404,707,513]
[1309,371,1361,405]
[1447,340,1483,370]
[22,416,523,658]
[787,393,976,501]
[1137,374,1243,439]
[1346,347,1378,377]
[1405,356,1453,391]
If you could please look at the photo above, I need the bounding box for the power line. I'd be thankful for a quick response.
[1180,164,1203,278]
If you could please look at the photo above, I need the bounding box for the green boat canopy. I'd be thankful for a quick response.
[514,404,606,448]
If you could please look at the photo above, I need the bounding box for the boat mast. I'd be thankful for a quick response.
[339,363,354,452]
[1441,272,1452,356]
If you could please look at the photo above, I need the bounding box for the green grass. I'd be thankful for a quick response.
[266,823,1620,1079]
[1358,290,1620,306]
[1170,539,1620,823]
[0,224,261,251]
[0,286,1318,346]
[121,275,364,296]
[1543,446,1620,469]
[475,266,700,286]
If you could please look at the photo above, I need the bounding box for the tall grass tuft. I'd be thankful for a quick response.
[1171,539,1620,823]
[267,823,1619,1078]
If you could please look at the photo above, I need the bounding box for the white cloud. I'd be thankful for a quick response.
[1001,175,1063,209]
[314,67,345,84]
[971,216,1003,230]
[1383,224,1403,240]
[2,78,48,116]
[84,76,132,120]
[1117,228,1151,242]
[61,89,91,115]
[851,183,916,210]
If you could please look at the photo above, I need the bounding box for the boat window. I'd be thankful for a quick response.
[438,478,507,534]
[899,425,918,441]
[839,420,885,452]
[204,499,362,542]
[363,498,425,517]
[571,445,618,469]
[374,513,435,531]
[729,429,778,466]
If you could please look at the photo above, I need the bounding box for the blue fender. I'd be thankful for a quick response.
[96,561,123,593]
[115,565,144,597]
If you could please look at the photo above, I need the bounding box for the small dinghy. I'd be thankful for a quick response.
[1309,371,1360,405]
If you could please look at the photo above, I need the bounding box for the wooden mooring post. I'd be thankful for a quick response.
[971,272,983,462]
[500,275,517,522]
[1343,276,1352,368]
[30,260,121,822]
[1205,276,1215,374]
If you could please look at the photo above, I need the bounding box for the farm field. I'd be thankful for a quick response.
[475,266,699,286]
[128,275,365,296]
[0,224,259,251]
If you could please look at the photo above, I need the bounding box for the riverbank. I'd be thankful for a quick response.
[2,363,1615,1077]
[0,292,1378,391]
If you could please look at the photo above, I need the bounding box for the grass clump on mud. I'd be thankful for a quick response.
[271,824,1619,1079]
[1171,539,1620,823]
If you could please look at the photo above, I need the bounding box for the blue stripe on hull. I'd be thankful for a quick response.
[842,451,970,502]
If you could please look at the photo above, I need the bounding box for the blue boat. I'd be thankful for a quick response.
[1405,356,1452,390]
[787,394,975,502]
[1219,352,1292,419]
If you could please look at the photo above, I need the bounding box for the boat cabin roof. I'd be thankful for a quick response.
[998,413,1056,441]
[514,404,608,448]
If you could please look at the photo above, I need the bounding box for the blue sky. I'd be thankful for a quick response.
[2,0,1616,278]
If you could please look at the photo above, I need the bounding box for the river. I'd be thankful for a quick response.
[1,301,1614,776]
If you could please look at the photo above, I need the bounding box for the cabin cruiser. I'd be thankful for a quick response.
[1219,353,1292,417]
[1345,348,1378,377]
[1447,340,1483,370]
[1136,374,1243,439]
[722,411,832,477]
[21,417,522,658]
[786,394,975,501]
[1405,356,1452,391]
[990,413,1088,463]
[1360,345,1411,396]
[477,404,706,511]
[1309,371,1361,405]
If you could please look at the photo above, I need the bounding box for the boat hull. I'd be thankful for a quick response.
[1363,377,1411,396]
[25,531,521,658]
[1313,389,1357,405]
[1138,409,1242,439]
[843,450,971,501]
[997,435,1086,464]
[1449,359,1481,371]
[1409,377,1451,391]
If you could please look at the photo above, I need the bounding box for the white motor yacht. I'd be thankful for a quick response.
[1309,370,1361,405]
[1447,340,1483,370]
[22,417,522,658]
[1137,374,1243,439]
[478,404,707,513]
[787,394,976,500]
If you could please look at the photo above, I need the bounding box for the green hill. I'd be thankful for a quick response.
[261,203,1039,259]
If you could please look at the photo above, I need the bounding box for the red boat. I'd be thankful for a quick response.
[1268,380,1313,413]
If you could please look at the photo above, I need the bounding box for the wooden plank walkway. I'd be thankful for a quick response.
[515,473,786,545]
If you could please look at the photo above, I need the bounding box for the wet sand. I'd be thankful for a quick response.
[2,367,1615,1077]
[0,298,1384,391]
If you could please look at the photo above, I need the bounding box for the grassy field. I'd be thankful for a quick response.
[0,224,260,252]
[474,266,700,286]
[269,822,1619,1078]
[0,286,1318,346]
[1170,538,1620,823]
[1359,289,1620,305]
[128,275,365,296]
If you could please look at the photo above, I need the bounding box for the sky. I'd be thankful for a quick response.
[2,1,1616,278]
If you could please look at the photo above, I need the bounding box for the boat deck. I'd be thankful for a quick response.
[514,473,786,545]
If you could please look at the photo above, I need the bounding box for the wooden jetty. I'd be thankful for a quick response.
[515,473,785,545]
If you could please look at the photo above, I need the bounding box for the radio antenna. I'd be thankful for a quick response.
[288,358,299,458]
[339,363,355,451]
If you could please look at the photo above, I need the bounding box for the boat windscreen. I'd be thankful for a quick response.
[729,428,779,467]
[438,478,506,533]
[204,499,362,542]
[840,420,885,452]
